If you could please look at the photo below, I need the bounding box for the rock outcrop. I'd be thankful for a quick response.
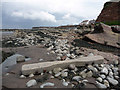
[85,23,120,48]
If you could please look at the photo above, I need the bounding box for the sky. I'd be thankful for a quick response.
[1,0,109,29]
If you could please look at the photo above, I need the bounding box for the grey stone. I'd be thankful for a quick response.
[58,54,63,57]
[100,64,104,68]
[114,76,119,79]
[61,72,68,77]
[113,60,119,65]
[62,50,68,54]
[96,77,103,82]
[20,75,26,79]
[39,59,43,61]
[109,71,113,77]
[40,82,55,88]
[47,52,50,55]
[88,65,98,73]
[51,51,55,54]
[82,79,88,83]
[50,76,54,79]
[49,71,52,74]
[62,79,69,86]
[74,67,78,72]
[107,77,118,86]
[114,71,119,76]
[80,69,87,78]
[86,71,93,77]
[88,53,94,57]
[72,76,82,82]
[26,79,37,87]
[100,74,106,79]
[16,55,25,62]
[105,64,111,70]
[68,64,76,70]
[110,64,114,68]
[41,73,44,75]
[47,46,54,51]
[5,73,10,76]
[101,67,108,75]
[55,72,61,77]
[103,80,109,87]
[29,73,34,78]
[96,81,107,88]
[56,56,61,60]
[112,67,118,73]
[82,79,88,85]
[70,54,76,59]
[53,67,62,74]
[62,69,69,72]
[71,70,76,74]
[75,50,81,55]
[66,54,71,57]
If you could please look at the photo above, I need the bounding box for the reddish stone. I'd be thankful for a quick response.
[61,56,67,61]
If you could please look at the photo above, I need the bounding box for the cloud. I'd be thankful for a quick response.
[2,0,109,19]
[62,14,71,19]
[2,0,110,28]
[11,11,56,22]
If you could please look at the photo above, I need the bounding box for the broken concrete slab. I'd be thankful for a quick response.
[21,55,104,75]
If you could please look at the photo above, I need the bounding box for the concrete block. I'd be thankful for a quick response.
[21,55,104,75]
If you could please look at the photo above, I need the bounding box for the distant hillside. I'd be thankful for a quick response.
[96,1,120,25]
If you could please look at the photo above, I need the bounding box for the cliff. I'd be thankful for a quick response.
[96,1,120,25]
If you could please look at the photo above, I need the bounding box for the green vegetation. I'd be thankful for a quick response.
[103,21,120,25]
[104,2,112,8]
